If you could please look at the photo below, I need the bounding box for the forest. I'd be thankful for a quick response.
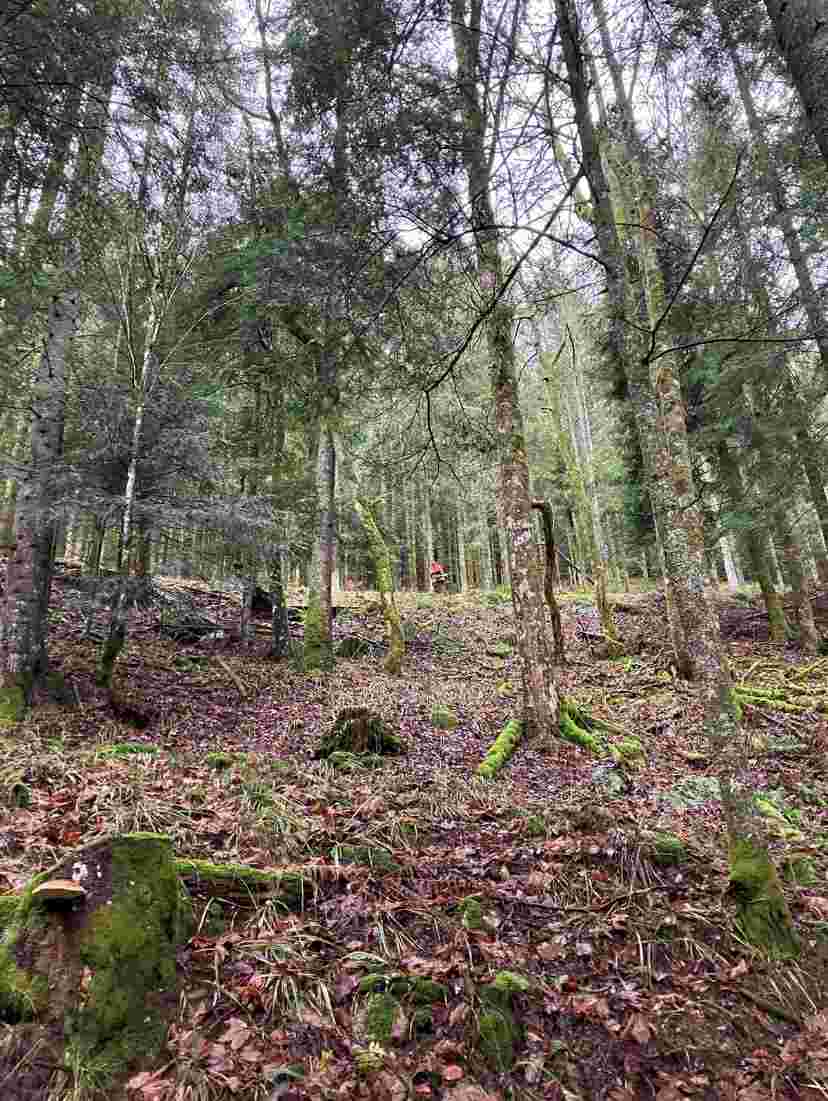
[1,0,828,1098]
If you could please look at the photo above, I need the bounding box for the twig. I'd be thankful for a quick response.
[215,655,247,700]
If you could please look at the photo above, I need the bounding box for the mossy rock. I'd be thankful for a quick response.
[0,834,189,1092]
[485,641,512,658]
[431,704,458,730]
[331,845,401,875]
[315,708,405,759]
[649,833,688,866]
[524,814,547,838]
[205,752,235,770]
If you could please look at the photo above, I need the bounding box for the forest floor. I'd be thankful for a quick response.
[2,567,828,1101]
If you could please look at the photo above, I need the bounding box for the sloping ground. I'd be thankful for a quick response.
[1,571,828,1100]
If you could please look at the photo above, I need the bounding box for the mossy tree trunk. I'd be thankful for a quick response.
[560,0,797,955]
[0,253,79,727]
[775,507,819,654]
[354,497,404,675]
[451,0,559,740]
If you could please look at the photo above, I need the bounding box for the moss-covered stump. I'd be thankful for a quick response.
[728,837,799,958]
[314,707,405,760]
[174,859,313,908]
[0,833,188,1097]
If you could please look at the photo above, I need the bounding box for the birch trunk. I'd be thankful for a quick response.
[97,292,159,691]
[451,0,557,738]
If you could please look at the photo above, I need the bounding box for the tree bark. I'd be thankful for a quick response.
[532,500,566,662]
[763,0,828,171]
[451,0,558,739]
[0,260,79,724]
[355,498,404,675]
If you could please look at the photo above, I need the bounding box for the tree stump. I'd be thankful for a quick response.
[0,832,189,1099]
[314,707,405,759]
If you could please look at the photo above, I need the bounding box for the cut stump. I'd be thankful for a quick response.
[0,832,189,1099]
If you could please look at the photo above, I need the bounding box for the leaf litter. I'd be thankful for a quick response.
[1,570,828,1099]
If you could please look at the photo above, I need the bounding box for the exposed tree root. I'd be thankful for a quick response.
[477,699,631,777]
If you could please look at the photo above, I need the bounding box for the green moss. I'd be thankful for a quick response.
[175,859,310,908]
[524,814,547,837]
[205,752,235,770]
[611,737,645,768]
[0,681,28,728]
[477,719,522,778]
[782,856,816,886]
[69,834,181,1065]
[331,845,400,875]
[395,978,447,1005]
[729,837,799,957]
[359,973,447,1005]
[364,992,399,1044]
[486,641,512,657]
[459,895,484,930]
[96,742,160,758]
[478,1007,516,1071]
[316,709,404,759]
[558,703,604,755]
[303,594,334,672]
[650,833,687,866]
[431,704,458,730]
[490,971,531,996]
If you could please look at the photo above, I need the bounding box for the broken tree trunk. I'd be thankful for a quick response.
[531,500,566,662]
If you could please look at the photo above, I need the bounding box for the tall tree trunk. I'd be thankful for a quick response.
[355,498,404,675]
[304,417,336,672]
[763,0,828,171]
[558,0,798,953]
[451,0,558,739]
[532,500,566,662]
[0,260,79,724]
[478,502,493,589]
[97,292,159,691]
